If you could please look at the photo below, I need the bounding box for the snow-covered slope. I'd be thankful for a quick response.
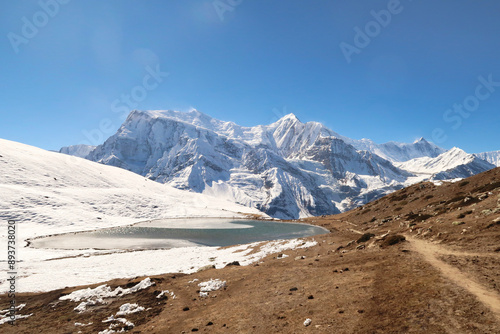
[474,151,500,167]
[396,147,496,180]
[59,144,95,158]
[0,138,263,241]
[80,109,494,219]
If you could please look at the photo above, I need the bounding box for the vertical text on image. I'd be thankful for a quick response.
[6,220,18,325]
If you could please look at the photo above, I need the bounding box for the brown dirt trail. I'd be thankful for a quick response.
[406,235,500,322]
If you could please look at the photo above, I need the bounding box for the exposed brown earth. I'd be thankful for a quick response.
[2,167,500,333]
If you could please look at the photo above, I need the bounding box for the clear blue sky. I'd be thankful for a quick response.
[1,0,499,153]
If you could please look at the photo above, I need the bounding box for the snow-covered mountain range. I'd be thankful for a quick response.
[342,136,445,163]
[69,110,496,219]
[474,151,500,167]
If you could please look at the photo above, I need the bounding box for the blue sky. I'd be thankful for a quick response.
[1,0,499,153]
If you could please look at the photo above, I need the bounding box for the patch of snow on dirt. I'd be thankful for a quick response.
[157,290,176,299]
[198,279,227,297]
[116,303,145,316]
[60,278,154,312]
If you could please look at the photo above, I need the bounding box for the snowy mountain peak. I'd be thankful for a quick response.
[444,147,469,159]
[270,114,302,128]
[278,113,300,122]
[413,137,428,144]
[397,146,494,179]
[447,146,464,153]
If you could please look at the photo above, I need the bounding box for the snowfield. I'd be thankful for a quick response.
[0,139,321,293]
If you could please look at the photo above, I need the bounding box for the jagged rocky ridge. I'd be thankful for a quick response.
[77,110,495,219]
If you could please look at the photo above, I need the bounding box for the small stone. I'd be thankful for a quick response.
[308,295,314,299]
[452,221,465,226]
[182,306,190,311]
[206,322,213,326]
[304,318,312,327]
[225,261,240,267]
[482,209,493,216]
[191,329,198,332]
[289,287,298,291]
[197,264,216,272]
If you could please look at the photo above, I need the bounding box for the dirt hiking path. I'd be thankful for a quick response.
[406,235,500,321]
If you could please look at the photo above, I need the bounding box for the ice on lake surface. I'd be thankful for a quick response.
[30,218,329,250]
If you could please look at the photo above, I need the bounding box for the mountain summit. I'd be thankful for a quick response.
[413,137,427,144]
[76,110,496,218]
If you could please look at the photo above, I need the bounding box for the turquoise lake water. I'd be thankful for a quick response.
[31,219,329,250]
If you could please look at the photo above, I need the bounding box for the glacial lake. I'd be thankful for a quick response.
[30,218,329,250]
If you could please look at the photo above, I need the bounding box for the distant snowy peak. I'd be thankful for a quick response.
[397,147,495,179]
[271,116,339,158]
[59,144,96,159]
[343,136,445,163]
[474,151,500,167]
[273,113,300,123]
[412,137,426,144]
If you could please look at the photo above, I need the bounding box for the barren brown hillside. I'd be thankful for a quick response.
[2,167,500,333]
